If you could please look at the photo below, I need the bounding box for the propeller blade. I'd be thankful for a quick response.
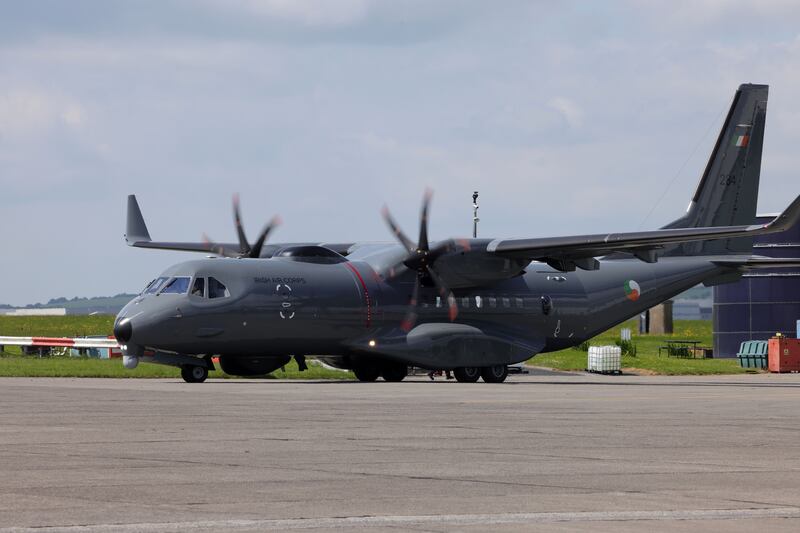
[427,266,458,322]
[400,275,421,332]
[418,188,432,252]
[232,194,251,255]
[249,215,282,258]
[381,205,416,252]
[201,233,239,258]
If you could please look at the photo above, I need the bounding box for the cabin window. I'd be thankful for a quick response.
[502,297,511,308]
[435,296,442,308]
[145,277,169,295]
[515,297,524,308]
[488,297,497,308]
[191,277,205,297]
[161,277,191,294]
[475,296,483,308]
[208,277,230,299]
[461,297,470,309]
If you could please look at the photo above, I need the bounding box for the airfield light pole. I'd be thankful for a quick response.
[472,191,479,238]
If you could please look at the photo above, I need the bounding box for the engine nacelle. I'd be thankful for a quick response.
[218,355,291,376]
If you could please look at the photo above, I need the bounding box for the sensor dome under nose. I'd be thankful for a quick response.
[114,320,132,343]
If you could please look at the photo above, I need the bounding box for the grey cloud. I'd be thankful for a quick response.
[1,2,800,305]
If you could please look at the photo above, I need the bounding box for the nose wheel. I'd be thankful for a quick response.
[181,365,209,383]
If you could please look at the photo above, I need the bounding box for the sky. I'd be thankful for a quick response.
[1,0,799,306]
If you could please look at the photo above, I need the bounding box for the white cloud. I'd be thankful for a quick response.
[0,88,87,137]
[213,0,371,27]
[0,90,53,136]
[61,103,85,127]
[548,97,584,128]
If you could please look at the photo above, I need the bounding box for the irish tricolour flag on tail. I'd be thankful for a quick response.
[624,280,641,301]
[733,134,749,148]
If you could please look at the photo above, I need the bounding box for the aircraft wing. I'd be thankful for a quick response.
[125,195,244,255]
[486,194,800,270]
[125,195,354,257]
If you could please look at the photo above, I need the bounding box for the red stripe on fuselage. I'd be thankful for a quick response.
[344,263,372,328]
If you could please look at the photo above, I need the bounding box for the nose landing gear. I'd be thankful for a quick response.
[181,365,209,383]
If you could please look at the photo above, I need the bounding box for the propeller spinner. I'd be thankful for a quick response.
[382,190,458,331]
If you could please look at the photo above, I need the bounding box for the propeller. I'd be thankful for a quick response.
[382,189,459,331]
[203,194,281,258]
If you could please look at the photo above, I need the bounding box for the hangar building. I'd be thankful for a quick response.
[713,214,800,357]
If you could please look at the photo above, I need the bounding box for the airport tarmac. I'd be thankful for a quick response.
[1,373,800,532]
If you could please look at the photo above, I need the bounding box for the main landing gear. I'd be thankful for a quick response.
[454,365,509,383]
[480,364,509,383]
[181,365,208,383]
[353,363,509,383]
[453,366,481,383]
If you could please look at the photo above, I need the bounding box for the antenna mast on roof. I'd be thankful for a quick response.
[472,191,479,238]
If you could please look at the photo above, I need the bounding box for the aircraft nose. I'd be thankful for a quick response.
[114,320,133,343]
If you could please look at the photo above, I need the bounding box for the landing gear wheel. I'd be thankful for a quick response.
[454,366,481,383]
[181,365,208,383]
[353,364,380,382]
[381,362,408,382]
[481,364,509,383]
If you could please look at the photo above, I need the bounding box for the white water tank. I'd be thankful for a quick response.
[588,346,621,374]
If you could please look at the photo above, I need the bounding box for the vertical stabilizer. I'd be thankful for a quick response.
[663,83,768,255]
[125,195,152,244]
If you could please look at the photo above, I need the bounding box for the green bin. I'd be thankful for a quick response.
[737,341,768,369]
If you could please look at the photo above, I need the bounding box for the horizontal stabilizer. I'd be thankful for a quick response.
[714,256,800,270]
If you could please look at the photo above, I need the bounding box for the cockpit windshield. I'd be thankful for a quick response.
[160,277,191,294]
[144,277,169,295]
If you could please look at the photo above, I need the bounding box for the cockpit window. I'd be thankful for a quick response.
[145,277,169,295]
[208,277,230,299]
[160,276,191,294]
[191,277,205,297]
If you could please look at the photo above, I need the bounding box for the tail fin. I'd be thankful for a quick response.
[125,195,152,245]
[662,83,768,255]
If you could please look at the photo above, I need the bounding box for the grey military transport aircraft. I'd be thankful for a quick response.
[115,84,800,383]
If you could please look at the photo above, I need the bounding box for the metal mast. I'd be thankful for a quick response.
[472,191,479,238]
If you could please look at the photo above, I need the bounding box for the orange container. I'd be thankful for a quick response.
[768,337,800,373]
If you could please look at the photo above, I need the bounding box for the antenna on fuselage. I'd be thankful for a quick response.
[472,191,479,238]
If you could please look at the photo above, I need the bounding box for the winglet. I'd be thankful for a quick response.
[125,195,152,245]
[765,194,800,232]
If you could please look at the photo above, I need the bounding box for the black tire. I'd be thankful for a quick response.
[353,363,380,382]
[381,362,408,382]
[453,366,481,383]
[480,364,509,383]
[181,365,208,383]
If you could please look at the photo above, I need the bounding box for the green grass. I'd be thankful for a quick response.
[0,315,352,379]
[0,355,353,379]
[1,315,746,377]
[531,319,749,375]
[0,314,115,337]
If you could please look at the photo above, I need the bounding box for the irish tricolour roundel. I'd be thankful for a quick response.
[624,280,641,301]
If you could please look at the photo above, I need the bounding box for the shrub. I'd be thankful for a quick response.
[615,339,638,357]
